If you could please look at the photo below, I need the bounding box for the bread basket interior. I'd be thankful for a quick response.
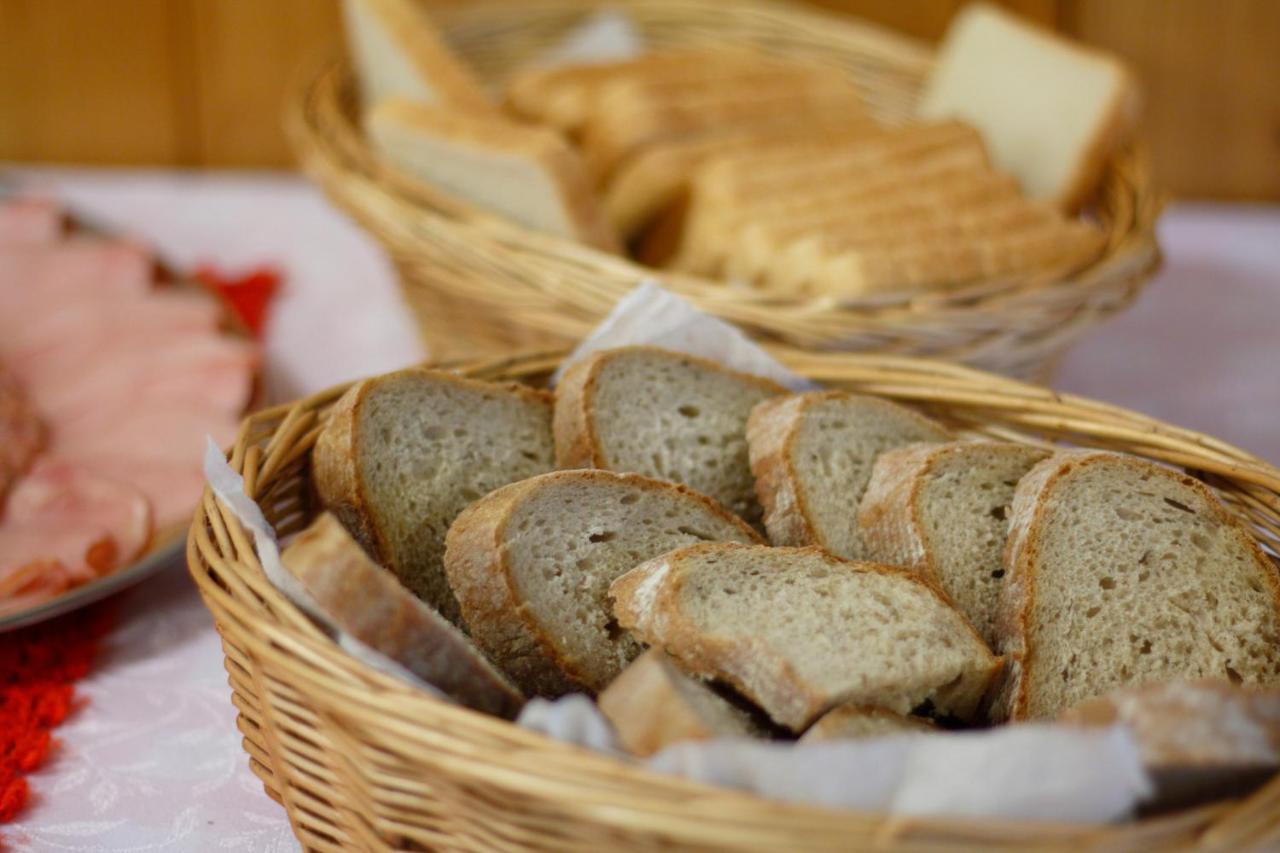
[189,348,1280,852]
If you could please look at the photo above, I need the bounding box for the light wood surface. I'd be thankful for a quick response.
[0,0,1276,199]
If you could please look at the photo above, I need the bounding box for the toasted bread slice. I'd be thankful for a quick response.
[918,3,1138,210]
[281,513,524,718]
[342,0,494,112]
[312,368,555,625]
[994,451,1280,721]
[800,704,936,742]
[443,470,761,696]
[555,346,787,525]
[611,543,1001,730]
[367,98,619,251]
[599,649,767,756]
[858,441,1050,646]
[747,392,949,558]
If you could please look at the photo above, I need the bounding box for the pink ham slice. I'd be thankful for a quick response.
[0,199,62,245]
[0,240,152,335]
[0,459,152,611]
[53,454,210,531]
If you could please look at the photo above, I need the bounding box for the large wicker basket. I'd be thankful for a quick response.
[189,349,1280,851]
[287,0,1162,381]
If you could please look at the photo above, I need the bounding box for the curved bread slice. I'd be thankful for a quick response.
[599,649,766,757]
[747,391,950,558]
[443,470,761,696]
[555,347,786,525]
[611,543,1001,730]
[313,368,554,625]
[1060,679,1280,809]
[280,513,523,718]
[996,451,1280,721]
[859,441,1050,646]
[800,703,936,743]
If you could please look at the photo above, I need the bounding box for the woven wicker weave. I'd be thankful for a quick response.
[287,0,1162,380]
[189,349,1280,852]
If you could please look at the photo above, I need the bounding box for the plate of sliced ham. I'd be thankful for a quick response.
[0,196,260,631]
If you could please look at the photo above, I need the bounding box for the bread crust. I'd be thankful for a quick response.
[611,542,1001,731]
[799,703,936,743]
[444,469,762,697]
[311,367,553,616]
[282,513,524,718]
[856,441,941,582]
[995,451,1280,722]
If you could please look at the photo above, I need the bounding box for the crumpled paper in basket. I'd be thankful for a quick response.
[528,8,645,68]
[205,283,1154,824]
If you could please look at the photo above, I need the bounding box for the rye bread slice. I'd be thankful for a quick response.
[799,703,936,743]
[859,441,1050,646]
[995,451,1280,721]
[611,543,1001,730]
[312,368,554,625]
[747,391,950,557]
[598,649,767,757]
[443,470,761,697]
[555,346,787,526]
[280,513,523,718]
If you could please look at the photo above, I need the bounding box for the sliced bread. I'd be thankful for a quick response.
[599,649,767,757]
[800,703,936,743]
[611,543,1001,730]
[312,368,555,625]
[342,0,494,112]
[1060,679,1280,809]
[366,98,619,251]
[917,3,1138,211]
[858,441,1051,646]
[747,392,950,558]
[280,513,523,718]
[995,451,1280,721]
[555,347,787,525]
[443,470,761,696]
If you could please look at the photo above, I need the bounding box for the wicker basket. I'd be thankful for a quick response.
[287,0,1162,381]
[189,349,1280,852]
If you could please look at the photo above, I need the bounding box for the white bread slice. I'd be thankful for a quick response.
[1060,679,1280,809]
[342,0,494,113]
[599,649,766,756]
[366,98,619,252]
[555,346,787,525]
[280,513,523,718]
[858,441,1050,647]
[442,470,761,696]
[503,48,771,135]
[580,64,866,180]
[995,451,1280,721]
[312,368,555,625]
[603,117,885,240]
[747,392,950,558]
[918,3,1138,211]
[800,703,936,743]
[611,543,1001,730]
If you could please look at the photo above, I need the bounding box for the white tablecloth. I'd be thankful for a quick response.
[3,168,1277,851]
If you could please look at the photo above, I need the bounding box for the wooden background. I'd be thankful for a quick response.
[0,0,1276,200]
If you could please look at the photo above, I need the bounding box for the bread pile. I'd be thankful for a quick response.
[282,346,1280,806]
[341,0,1135,299]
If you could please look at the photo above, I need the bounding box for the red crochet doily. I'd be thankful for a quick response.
[0,602,113,824]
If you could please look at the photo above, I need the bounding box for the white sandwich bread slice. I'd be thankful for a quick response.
[442,470,761,697]
[1060,679,1280,809]
[342,0,494,112]
[610,543,1002,731]
[917,3,1139,211]
[858,441,1051,646]
[366,98,619,252]
[800,703,936,743]
[555,346,787,525]
[747,391,950,557]
[995,451,1280,721]
[280,513,523,718]
[312,368,556,626]
[598,649,768,757]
